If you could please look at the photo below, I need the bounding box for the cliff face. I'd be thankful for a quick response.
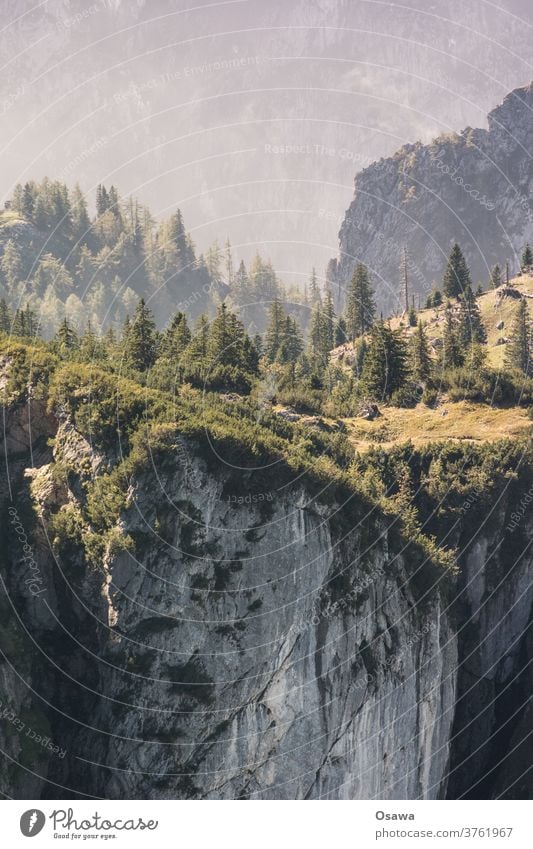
[1,383,531,801]
[330,82,533,311]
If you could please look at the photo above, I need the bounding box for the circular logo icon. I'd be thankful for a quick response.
[20,810,46,837]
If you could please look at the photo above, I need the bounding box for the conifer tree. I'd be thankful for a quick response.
[309,267,321,305]
[441,308,463,369]
[21,182,35,220]
[521,244,533,273]
[71,184,91,244]
[1,240,23,291]
[276,316,303,364]
[345,263,375,340]
[125,298,158,371]
[264,298,286,362]
[458,285,486,346]
[233,260,249,303]
[505,298,531,375]
[96,185,109,216]
[335,316,347,346]
[409,321,432,382]
[0,298,12,333]
[161,312,191,359]
[442,243,471,298]
[169,209,195,271]
[489,264,502,289]
[308,300,330,366]
[322,288,336,353]
[361,322,408,399]
[79,321,106,361]
[55,317,78,356]
[12,309,26,337]
[224,239,234,287]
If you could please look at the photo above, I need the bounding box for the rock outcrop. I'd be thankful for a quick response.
[0,369,531,800]
[329,82,533,312]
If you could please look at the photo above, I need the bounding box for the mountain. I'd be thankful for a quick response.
[329,82,533,312]
[1,344,531,799]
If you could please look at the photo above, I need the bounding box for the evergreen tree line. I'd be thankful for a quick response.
[2,236,532,409]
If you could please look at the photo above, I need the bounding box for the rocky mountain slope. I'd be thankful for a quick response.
[329,82,533,312]
[1,351,531,799]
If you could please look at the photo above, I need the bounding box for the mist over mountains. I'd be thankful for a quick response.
[2,0,533,289]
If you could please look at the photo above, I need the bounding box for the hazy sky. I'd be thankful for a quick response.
[2,0,533,287]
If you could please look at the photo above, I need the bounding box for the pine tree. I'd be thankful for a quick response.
[410,321,432,382]
[441,308,463,369]
[432,289,443,307]
[505,298,531,375]
[361,322,408,399]
[345,263,375,340]
[408,298,417,327]
[458,285,486,346]
[442,243,471,298]
[521,244,533,273]
[125,299,158,371]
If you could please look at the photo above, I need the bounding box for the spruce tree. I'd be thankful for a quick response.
[458,285,486,346]
[345,263,375,340]
[161,312,191,359]
[55,317,78,356]
[442,243,471,298]
[308,300,330,366]
[309,267,321,305]
[277,316,303,364]
[361,322,408,399]
[441,308,463,369]
[489,264,502,289]
[505,298,531,375]
[233,260,249,303]
[521,244,533,273]
[264,298,286,362]
[125,299,158,371]
[410,321,432,382]
[0,298,12,333]
[322,288,336,353]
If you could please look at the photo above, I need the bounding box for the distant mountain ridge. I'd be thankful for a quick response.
[328,82,533,311]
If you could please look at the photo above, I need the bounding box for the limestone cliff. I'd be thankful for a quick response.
[0,369,531,800]
[330,82,533,312]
